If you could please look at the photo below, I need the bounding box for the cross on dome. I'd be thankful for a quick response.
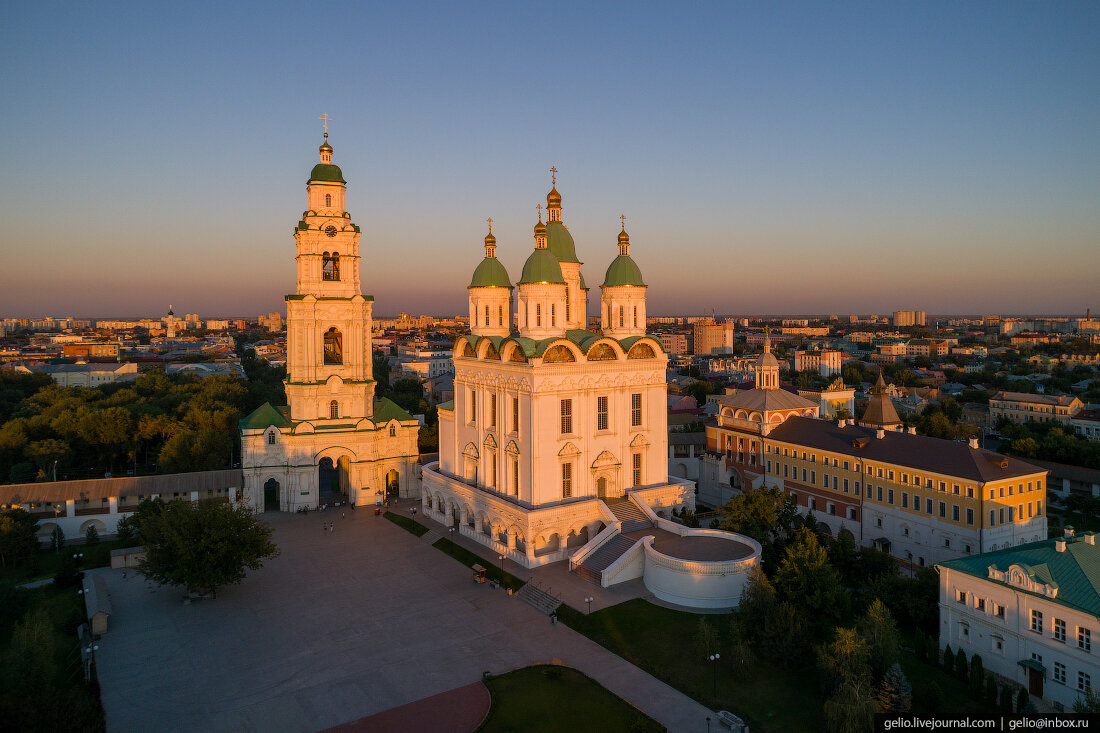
[319,112,332,134]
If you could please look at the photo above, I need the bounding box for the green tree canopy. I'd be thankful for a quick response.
[134,498,279,596]
[718,485,797,544]
[0,507,38,567]
[774,528,846,631]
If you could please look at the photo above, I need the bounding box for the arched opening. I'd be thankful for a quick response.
[324,327,343,364]
[322,252,340,281]
[263,478,280,512]
[597,476,608,498]
[385,468,400,498]
[329,400,339,419]
[318,456,350,506]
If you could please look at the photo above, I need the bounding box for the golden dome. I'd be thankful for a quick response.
[618,227,629,245]
[547,186,561,207]
[484,230,497,246]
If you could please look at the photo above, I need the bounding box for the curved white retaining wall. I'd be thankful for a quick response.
[641,529,762,609]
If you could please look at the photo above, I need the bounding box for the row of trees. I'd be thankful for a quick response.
[998,420,1100,469]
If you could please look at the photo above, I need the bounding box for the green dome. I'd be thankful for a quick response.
[602,255,645,287]
[309,163,346,183]
[519,248,565,284]
[470,257,512,288]
[546,221,580,263]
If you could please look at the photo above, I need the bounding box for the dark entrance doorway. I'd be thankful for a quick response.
[318,456,349,506]
[1028,666,1044,698]
[263,479,279,512]
[386,469,400,499]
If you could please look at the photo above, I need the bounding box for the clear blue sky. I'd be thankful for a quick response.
[2,1,1098,318]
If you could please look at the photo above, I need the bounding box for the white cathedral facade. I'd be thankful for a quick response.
[239,134,420,512]
[422,180,696,568]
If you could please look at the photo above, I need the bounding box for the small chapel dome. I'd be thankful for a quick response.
[534,219,547,237]
[547,186,562,207]
[602,227,645,287]
[757,350,779,369]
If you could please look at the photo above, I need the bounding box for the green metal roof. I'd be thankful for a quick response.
[373,397,416,424]
[309,163,346,183]
[939,535,1100,618]
[518,247,565,284]
[578,271,587,290]
[1018,658,1046,672]
[469,256,512,288]
[436,400,454,412]
[239,402,293,430]
[602,254,645,287]
[546,221,580,263]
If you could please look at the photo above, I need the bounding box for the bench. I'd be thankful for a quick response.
[717,710,747,732]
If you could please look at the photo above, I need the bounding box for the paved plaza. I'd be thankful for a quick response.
[95,505,717,732]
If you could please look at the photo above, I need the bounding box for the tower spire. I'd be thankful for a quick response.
[546,168,562,221]
[318,113,333,162]
[617,215,630,256]
[484,217,497,258]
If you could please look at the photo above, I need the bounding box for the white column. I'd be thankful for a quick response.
[66,499,75,517]
[107,497,117,515]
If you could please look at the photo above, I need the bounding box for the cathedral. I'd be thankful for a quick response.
[239,132,420,512]
[422,177,695,568]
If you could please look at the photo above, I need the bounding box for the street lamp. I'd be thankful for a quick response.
[708,653,720,697]
[498,554,505,580]
[585,596,594,615]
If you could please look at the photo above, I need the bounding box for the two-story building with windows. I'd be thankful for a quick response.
[938,531,1100,710]
[990,391,1084,426]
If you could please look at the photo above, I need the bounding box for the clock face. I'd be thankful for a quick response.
[325,225,338,237]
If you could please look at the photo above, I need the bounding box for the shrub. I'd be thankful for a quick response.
[943,644,954,675]
[50,525,65,552]
[914,629,927,662]
[955,648,968,683]
[85,524,100,546]
[984,675,998,707]
[926,635,938,664]
[923,682,944,713]
[999,684,1013,714]
[1016,688,1029,713]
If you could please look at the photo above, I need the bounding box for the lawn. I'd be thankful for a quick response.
[383,510,430,537]
[431,537,526,591]
[558,599,997,732]
[478,664,664,733]
[0,538,132,589]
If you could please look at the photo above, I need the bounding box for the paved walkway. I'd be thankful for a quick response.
[94,506,716,732]
[322,681,489,733]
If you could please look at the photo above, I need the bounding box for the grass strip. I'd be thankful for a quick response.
[383,511,430,537]
[431,537,525,591]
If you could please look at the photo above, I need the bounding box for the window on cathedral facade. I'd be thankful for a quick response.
[329,400,338,419]
[560,399,573,434]
[512,397,519,433]
[631,393,642,426]
[633,305,638,327]
[490,394,497,427]
[633,453,642,486]
[323,327,343,364]
[485,305,490,326]
[565,289,570,322]
[498,304,503,326]
[267,431,275,444]
[597,396,609,431]
[322,252,340,281]
[469,390,477,425]
[389,424,396,437]
[325,193,331,208]
[490,454,498,489]
[536,304,542,327]
[551,303,556,327]
[513,458,519,495]
[619,306,624,328]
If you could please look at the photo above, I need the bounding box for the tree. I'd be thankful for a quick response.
[761,601,809,664]
[134,498,279,596]
[824,678,880,733]
[913,629,927,662]
[984,675,998,707]
[943,644,954,674]
[718,486,797,545]
[84,524,100,546]
[774,529,846,631]
[969,654,984,695]
[738,566,777,644]
[1016,688,1029,713]
[818,627,871,695]
[858,599,900,680]
[50,525,64,552]
[1072,686,1100,713]
[727,616,754,670]
[876,663,912,713]
[998,683,1012,714]
[696,617,719,657]
[923,681,945,713]
[955,648,968,683]
[116,514,137,544]
[0,508,38,567]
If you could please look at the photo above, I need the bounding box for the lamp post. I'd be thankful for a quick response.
[498,554,505,580]
[708,653,720,697]
[585,596,594,615]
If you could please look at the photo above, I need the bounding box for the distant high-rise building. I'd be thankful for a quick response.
[693,319,725,355]
[892,310,926,327]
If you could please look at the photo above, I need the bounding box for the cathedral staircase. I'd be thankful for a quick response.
[604,498,654,533]
[516,582,562,616]
[574,534,639,584]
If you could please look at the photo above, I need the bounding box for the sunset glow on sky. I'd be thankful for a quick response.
[2,2,1098,317]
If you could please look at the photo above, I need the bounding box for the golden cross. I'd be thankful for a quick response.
[486,217,493,234]
[620,214,627,229]
[550,166,557,185]
[319,113,332,134]
[536,203,542,220]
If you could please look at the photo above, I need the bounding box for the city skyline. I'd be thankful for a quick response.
[2,3,1098,317]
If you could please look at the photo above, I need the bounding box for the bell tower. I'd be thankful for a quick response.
[285,122,375,422]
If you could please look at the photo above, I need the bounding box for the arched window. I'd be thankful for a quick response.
[329,400,339,419]
[322,252,340,281]
[267,431,275,444]
[389,424,396,437]
[324,327,343,364]
[324,193,332,208]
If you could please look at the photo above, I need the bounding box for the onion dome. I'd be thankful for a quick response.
[309,132,345,183]
[519,248,565,284]
[546,220,580,263]
[547,186,561,208]
[601,225,645,287]
[534,219,547,238]
[470,227,511,288]
[757,331,779,369]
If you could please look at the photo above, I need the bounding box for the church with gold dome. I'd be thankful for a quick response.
[422,176,696,569]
